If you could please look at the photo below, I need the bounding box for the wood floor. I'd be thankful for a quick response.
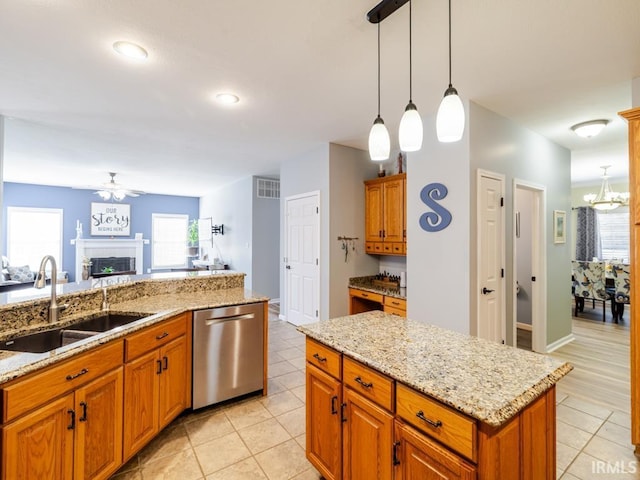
[550,310,631,414]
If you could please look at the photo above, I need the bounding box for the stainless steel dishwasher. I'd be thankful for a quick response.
[192,303,264,409]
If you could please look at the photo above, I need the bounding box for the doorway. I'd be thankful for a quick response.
[284,191,320,326]
[513,181,546,352]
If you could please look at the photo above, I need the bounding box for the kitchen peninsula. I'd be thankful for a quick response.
[300,311,572,480]
[0,271,268,480]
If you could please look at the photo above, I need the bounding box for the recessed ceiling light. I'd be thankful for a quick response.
[215,93,240,105]
[570,119,608,138]
[113,41,148,60]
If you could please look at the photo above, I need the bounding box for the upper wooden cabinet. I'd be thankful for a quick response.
[364,173,406,256]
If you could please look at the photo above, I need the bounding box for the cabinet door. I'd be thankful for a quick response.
[306,364,342,480]
[394,421,476,480]
[74,367,124,480]
[2,394,75,480]
[158,335,188,429]
[383,178,404,243]
[365,183,384,243]
[123,349,160,460]
[343,387,393,480]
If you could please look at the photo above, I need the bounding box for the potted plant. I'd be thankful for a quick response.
[187,220,199,257]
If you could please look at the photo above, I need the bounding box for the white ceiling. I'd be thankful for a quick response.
[1,0,639,196]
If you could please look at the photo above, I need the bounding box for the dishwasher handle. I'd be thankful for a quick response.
[204,313,255,326]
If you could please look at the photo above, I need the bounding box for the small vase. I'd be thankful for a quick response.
[82,265,90,281]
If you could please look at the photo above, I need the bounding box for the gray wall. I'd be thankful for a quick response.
[469,102,572,347]
[252,176,280,299]
[516,187,534,326]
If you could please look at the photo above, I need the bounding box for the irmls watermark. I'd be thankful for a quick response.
[592,460,638,474]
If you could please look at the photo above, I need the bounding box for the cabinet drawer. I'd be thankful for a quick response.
[383,305,406,317]
[396,383,477,461]
[306,338,341,380]
[343,357,394,411]
[384,297,406,310]
[348,288,383,304]
[2,340,124,423]
[125,314,187,362]
[365,242,383,253]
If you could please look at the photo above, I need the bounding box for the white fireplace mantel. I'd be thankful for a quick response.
[71,237,149,281]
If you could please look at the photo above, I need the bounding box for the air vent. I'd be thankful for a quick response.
[256,178,280,199]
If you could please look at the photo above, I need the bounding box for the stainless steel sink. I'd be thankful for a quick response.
[0,313,148,353]
[70,313,148,332]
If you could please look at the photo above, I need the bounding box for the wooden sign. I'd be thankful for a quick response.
[90,203,131,236]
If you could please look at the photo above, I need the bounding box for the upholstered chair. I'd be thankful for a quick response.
[572,260,611,322]
[609,263,630,322]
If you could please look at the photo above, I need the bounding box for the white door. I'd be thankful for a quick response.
[285,192,319,326]
[477,171,505,343]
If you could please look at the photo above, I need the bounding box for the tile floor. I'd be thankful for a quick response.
[111,308,640,479]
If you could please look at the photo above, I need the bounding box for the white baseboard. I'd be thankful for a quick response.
[545,333,576,353]
[516,322,532,332]
[278,314,287,322]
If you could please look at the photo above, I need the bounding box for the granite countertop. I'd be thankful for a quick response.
[349,276,406,300]
[298,311,572,427]
[0,285,268,385]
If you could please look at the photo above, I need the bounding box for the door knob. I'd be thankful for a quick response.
[482,287,494,295]
[285,265,291,269]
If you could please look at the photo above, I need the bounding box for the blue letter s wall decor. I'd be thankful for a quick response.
[419,183,452,232]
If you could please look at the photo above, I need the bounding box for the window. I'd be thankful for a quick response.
[597,211,630,262]
[7,207,63,271]
[152,214,189,269]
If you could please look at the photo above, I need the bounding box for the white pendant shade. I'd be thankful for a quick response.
[399,103,423,152]
[436,89,465,143]
[369,117,391,161]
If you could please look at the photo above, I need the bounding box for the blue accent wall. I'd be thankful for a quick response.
[3,182,199,281]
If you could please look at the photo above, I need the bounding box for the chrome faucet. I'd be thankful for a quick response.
[34,255,68,323]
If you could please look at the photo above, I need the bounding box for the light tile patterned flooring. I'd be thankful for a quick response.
[112,307,639,479]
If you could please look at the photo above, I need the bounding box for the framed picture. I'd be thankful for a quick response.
[553,210,566,244]
[91,203,131,236]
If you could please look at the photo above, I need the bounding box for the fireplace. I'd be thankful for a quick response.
[90,257,136,278]
[72,237,148,281]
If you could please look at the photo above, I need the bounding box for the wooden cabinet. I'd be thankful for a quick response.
[1,342,124,480]
[365,173,406,256]
[349,287,406,318]
[383,296,407,318]
[123,313,189,460]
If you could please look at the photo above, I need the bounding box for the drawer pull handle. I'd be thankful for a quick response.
[66,368,89,381]
[416,410,442,428]
[392,301,399,305]
[313,353,327,363]
[393,441,401,465]
[362,293,369,297]
[355,376,373,389]
[156,332,169,340]
[79,401,88,422]
[67,409,76,430]
[331,395,338,415]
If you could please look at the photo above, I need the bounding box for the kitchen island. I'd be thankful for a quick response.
[299,311,572,480]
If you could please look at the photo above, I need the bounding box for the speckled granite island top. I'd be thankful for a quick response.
[298,311,572,427]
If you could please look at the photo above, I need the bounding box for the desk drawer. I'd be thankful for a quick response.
[349,288,383,304]
[125,314,187,362]
[384,297,406,310]
[343,357,394,411]
[396,383,476,461]
[306,338,341,380]
[2,340,124,422]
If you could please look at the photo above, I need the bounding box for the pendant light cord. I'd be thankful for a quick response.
[448,0,452,88]
[409,0,412,102]
[377,20,381,117]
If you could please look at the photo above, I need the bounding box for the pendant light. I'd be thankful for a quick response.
[369,20,391,161]
[436,0,465,143]
[398,0,423,152]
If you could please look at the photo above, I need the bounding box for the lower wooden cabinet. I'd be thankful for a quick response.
[306,363,342,480]
[394,420,476,480]
[2,367,124,480]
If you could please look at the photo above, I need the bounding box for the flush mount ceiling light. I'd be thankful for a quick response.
[368,19,391,161]
[583,165,629,211]
[436,0,465,142]
[571,119,609,138]
[398,0,423,152]
[112,41,148,60]
[215,93,240,105]
[93,172,145,202]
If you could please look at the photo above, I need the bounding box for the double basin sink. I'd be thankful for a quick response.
[0,313,148,354]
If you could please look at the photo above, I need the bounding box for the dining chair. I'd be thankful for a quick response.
[572,260,611,322]
[609,263,630,322]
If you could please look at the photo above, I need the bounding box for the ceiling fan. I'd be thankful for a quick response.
[90,172,145,201]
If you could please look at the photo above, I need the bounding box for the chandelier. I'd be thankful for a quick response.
[583,166,629,211]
